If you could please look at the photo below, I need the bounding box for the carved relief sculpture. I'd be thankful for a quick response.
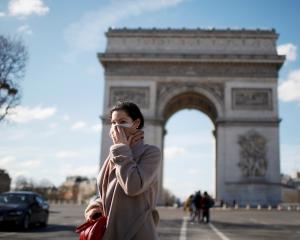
[157,82,224,105]
[237,130,268,177]
[232,88,272,110]
[109,87,150,108]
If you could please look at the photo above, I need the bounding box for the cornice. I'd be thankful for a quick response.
[216,118,281,126]
[106,27,278,39]
[99,53,285,67]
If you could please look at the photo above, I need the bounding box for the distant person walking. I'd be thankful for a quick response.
[184,194,195,221]
[191,191,202,223]
[84,101,161,240]
[201,191,214,223]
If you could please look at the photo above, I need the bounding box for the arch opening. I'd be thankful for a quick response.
[162,91,218,125]
[162,91,218,202]
[163,109,216,202]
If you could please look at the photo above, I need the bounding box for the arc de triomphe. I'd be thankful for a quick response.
[98,28,285,206]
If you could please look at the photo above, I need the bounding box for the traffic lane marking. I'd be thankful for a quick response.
[180,216,231,240]
[209,222,231,240]
[179,216,188,240]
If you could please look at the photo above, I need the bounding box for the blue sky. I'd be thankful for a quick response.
[0,0,300,200]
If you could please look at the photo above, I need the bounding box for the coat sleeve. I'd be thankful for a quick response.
[84,197,103,220]
[110,143,161,197]
[84,156,110,220]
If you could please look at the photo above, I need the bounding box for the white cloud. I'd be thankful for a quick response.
[7,131,27,141]
[6,106,56,123]
[277,43,297,61]
[63,0,184,61]
[12,170,30,178]
[49,123,57,129]
[17,24,33,35]
[0,155,15,167]
[8,0,49,18]
[62,114,70,121]
[42,130,56,137]
[56,150,78,159]
[164,147,186,159]
[70,121,101,133]
[21,159,41,168]
[59,164,99,178]
[70,121,87,131]
[0,12,6,17]
[278,69,300,102]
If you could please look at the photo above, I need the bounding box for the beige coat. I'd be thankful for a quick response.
[85,141,161,240]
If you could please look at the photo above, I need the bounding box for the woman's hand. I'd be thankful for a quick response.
[128,130,144,148]
[85,207,102,221]
[109,125,128,145]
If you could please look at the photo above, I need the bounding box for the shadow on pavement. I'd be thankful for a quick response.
[0,224,76,233]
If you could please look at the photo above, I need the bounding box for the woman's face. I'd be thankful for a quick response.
[111,110,140,137]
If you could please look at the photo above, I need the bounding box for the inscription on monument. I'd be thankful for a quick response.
[237,130,268,177]
[232,88,272,110]
[109,87,150,108]
[105,62,278,78]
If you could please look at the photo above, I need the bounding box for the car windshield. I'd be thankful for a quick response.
[0,194,32,204]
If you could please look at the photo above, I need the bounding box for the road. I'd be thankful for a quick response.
[0,204,300,240]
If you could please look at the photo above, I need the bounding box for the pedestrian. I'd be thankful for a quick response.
[184,195,192,213]
[84,101,162,240]
[232,200,236,208]
[201,191,214,223]
[220,199,224,208]
[191,191,202,223]
[184,194,194,220]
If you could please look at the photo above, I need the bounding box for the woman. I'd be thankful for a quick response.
[85,101,161,240]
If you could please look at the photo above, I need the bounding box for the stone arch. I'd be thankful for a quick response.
[99,28,284,206]
[157,86,224,124]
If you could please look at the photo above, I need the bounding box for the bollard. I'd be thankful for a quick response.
[277,205,282,211]
[246,204,250,210]
[234,204,239,210]
[287,206,291,211]
[257,204,261,210]
[222,204,227,210]
[297,206,300,211]
[268,205,272,211]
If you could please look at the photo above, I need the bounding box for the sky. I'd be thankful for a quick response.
[0,0,300,201]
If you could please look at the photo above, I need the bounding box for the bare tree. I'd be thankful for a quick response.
[14,175,35,191]
[163,188,177,206]
[0,35,28,122]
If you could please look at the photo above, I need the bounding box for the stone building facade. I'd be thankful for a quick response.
[98,28,285,205]
[59,176,96,204]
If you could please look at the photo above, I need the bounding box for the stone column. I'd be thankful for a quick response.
[99,120,112,166]
[144,119,165,205]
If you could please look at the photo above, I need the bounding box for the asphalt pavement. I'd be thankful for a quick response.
[0,204,299,240]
